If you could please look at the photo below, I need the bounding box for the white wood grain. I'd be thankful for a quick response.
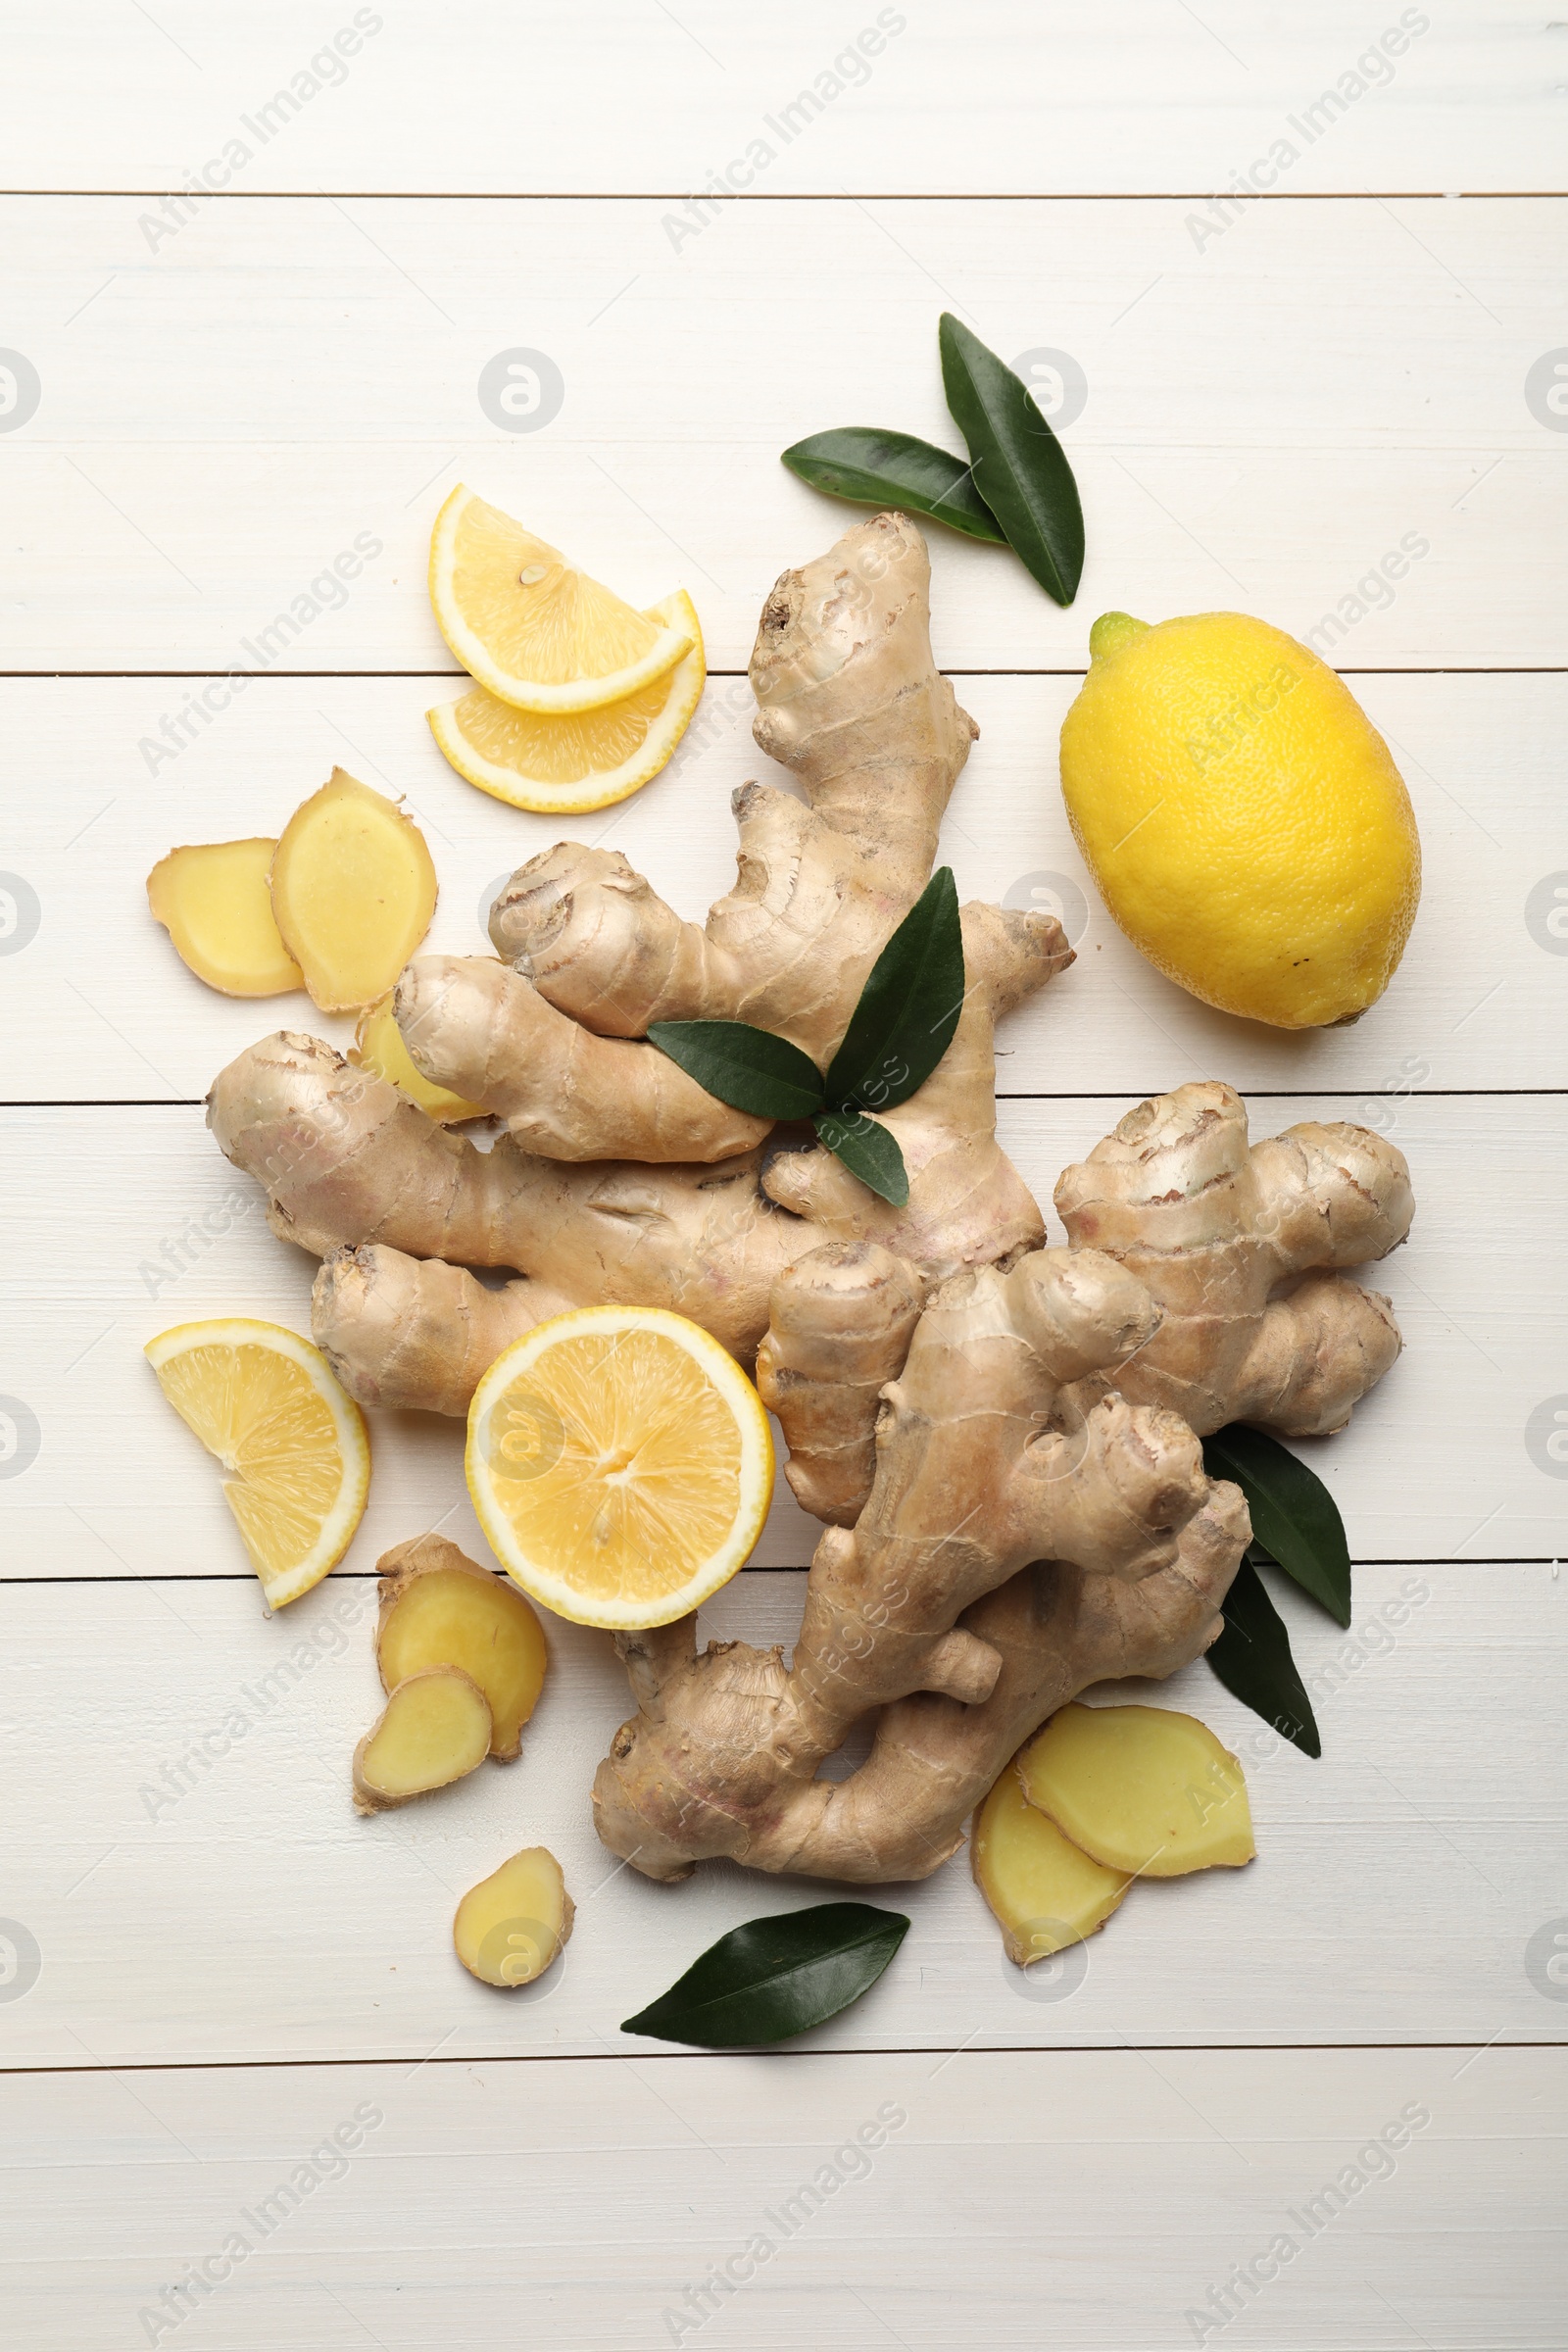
[1,1092,1562,1572]
[0,3,1559,197]
[1,669,1560,1101]
[0,1563,1562,2070]
[4,2049,1564,2350]
[3,197,1563,667]
[6,24,1565,2348]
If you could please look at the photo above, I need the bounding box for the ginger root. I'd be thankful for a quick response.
[972,1763,1130,1964]
[147,839,303,998]
[755,1240,925,1525]
[595,1064,1402,1885]
[454,1847,574,1987]
[592,1245,1250,1882]
[352,1666,491,1812]
[205,512,1414,1893]
[208,514,1068,1410]
[353,997,484,1124]
[1017,1702,1255,1876]
[1055,1083,1411,1439]
[374,1534,548,1759]
[270,769,437,1013]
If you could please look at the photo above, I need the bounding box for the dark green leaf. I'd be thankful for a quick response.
[813,1109,909,1206]
[781,427,1006,544]
[621,1901,909,2048]
[825,867,965,1115]
[1203,1425,1352,1628]
[648,1020,825,1121]
[938,313,1085,606]
[1205,1556,1321,1759]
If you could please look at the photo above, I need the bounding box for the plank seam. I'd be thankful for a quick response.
[0,1560,1554,1584]
[6,1091,1567,1110]
[3,668,1563,684]
[4,2040,1564,2078]
[1,189,1562,202]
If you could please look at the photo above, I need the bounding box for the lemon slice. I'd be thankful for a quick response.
[429,486,693,714]
[427,591,706,812]
[146,1319,370,1607]
[466,1306,773,1629]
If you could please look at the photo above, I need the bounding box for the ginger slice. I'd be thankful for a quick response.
[352,1666,492,1812]
[1017,1701,1255,1878]
[973,1761,1130,1966]
[375,1534,548,1759]
[454,1846,574,1987]
[353,996,485,1124]
[147,839,304,997]
[270,768,437,1012]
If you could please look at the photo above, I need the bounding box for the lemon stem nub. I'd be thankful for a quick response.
[1088,612,1151,661]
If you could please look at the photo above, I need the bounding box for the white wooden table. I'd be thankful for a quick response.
[3,8,1565,2346]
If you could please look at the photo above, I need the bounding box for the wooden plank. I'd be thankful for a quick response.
[2,196,1563,667]
[2,669,1561,1101]
[1,1092,1561,1572]
[0,5,1558,196]
[0,1561,1562,2072]
[3,2049,1564,2350]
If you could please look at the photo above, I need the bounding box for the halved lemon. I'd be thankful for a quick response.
[427,591,706,812]
[429,486,692,714]
[466,1306,773,1630]
[146,1319,370,1607]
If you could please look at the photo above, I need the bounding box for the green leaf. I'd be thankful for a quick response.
[621,1901,909,2048]
[938,313,1085,606]
[813,1109,909,1207]
[825,867,965,1115]
[648,1020,825,1121]
[1202,1425,1352,1629]
[781,427,1006,544]
[1205,1556,1322,1759]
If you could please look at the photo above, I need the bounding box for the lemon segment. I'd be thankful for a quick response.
[466,1305,773,1629]
[429,487,693,714]
[146,1318,370,1606]
[1059,610,1421,1029]
[427,591,705,812]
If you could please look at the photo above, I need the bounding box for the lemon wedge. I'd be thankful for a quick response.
[429,486,692,714]
[466,1306,773,1629]
[427,591,705,812]
[146,1319,370,1606]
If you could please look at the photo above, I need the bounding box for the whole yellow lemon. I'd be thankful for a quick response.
[1058,611,1420,1028]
